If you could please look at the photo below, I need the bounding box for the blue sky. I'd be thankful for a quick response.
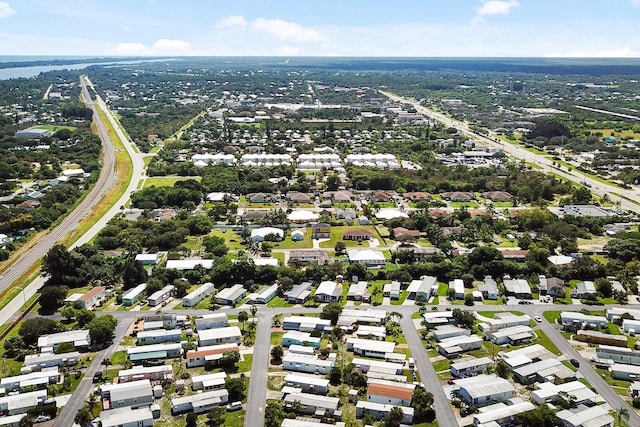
[1,0,640,57]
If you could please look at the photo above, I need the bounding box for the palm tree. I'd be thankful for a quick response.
[238,311,249,332]
[250,304,258,322]
[616,406,629,427]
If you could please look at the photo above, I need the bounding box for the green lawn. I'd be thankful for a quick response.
[273,230,312,249]
[318,225,380,249]
[143,176,201,188]
[534,330,561,356]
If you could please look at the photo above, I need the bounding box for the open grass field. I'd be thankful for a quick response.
[143,176,201,188]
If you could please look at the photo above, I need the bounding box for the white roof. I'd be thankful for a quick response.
[347,249,386,262]
[100,407,153,427]
[250,227,284,239]
[315,280,338,296]
[375,209,408,220]
[135,253,160,262]
[287,210,319,221]
[198,326,241,341]
[37,330,89,348]
[105,379,152,401]
[285,373,330,387]
[454,374,515,399]
[284,316,331,328]
[347,338,395,353]
[137,328,182,340]
[451,357,493,371]
[165,259,214,270]
[474,401,535,425]
[127,343,182,355]
[122,283,146,300]
[556,405,614,427]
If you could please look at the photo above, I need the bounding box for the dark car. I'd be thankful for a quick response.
[570,358,580,367]
[92,372,103,383]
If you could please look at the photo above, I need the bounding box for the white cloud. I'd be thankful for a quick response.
[215,15,247,29]
[153,39,191,53]
[277,45,300,56]
[112,42,154,55]
[0,2,15,18]
[476,0,519,17]
[252,18,326,42]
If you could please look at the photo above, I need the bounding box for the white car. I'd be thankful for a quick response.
[226,401,243,412]
[534,316,542,322]
[34,414,51,423]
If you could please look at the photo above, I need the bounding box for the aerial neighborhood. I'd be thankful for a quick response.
[2,56,640,427]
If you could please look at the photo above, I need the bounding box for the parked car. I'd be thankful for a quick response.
[226,401,243,412]
[92,372,103,383]
[534,316,542,322]
[34,414,51,423]
[570,358,580,367]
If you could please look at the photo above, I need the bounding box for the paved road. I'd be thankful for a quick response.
[54,317,135,427]
[536,315,640,425]
[244,311,273,427]
[0,79,117,299]
[380,91,640,214]
[400,315,458,426]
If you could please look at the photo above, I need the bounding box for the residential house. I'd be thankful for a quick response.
[116,365,173,384]
[343,229,374,241]
[147,285,174,307]
[122,284,146,306]
[572,281,597,299]
[101,379,154,410]
[513,358,575,385]
[478,276,499,300]
[290,229,305,241]
[99,407,154,427]
[454,375,516,405]
[245,192,273,203]
[451,357,493,378]
[482,191,513,202]
[383,281,401,299]
[503,279,532,299]
[355,401,413,424]
[76,286,106,309]
[366,380,415,406]
[165,259,214,270]
[560,312,607,328]
[282,331,321,349]
[338,309,386,326]
[191,372,227,391]
[136,329,182,345]
[37,330,90,353]
[531,381,598,406]
[371,192,393,203]
[198,326,242,346]
[311,223,331,239]
[170,389,229,415]
[185,344,239,368]
[23,352,80,371]
[347,281,370,301]
[596,345,640,365]
[440,191,474,202]
[283,392,339,418]
[449,279,465,300]
[611,363,640,381]
[407,275,438,301]
[556,405,614,427]
[433,325,471,342]
[182,282,215,308]
[215,284,247,306]
[0,390,47,416]
[576,330,628,347]
[347,249,386,266]
[477,313,532,333]
[404,192,431,201]
[472,401,535,427]
[284,373,330,394]
[195,313,228,331]
[127,343,182,365]
[538,275,565,296]
[286,191,314,203]
[323,191,353,203]
[346,338,395,359]
[314,281,342,303]
[0,370,59,393]
[437,335,483,358]
[282,353,334,375]
[250,283,279,304]
[284,282,313,304]
[134,253,161,266]
[250,227,284,242]
[421,311,454,329]
[282,316,331,332]
[392,227,420,240]
[288,250,332,264]
[485,325,533,345]
[354,325,386,341]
